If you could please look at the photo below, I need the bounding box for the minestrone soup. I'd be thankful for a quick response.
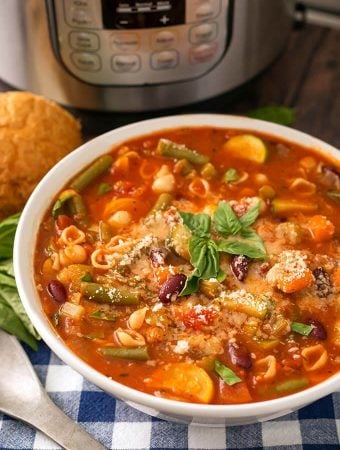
[34,127,340,404]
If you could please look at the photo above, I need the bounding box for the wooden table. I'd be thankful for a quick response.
[1,23,339,147]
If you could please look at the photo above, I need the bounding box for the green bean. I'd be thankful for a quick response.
[148,193,173,215]
[99,220,112,243]
[51,189,77,219]
[275,377,309,394]
[81,282,140,305]
[69,193,89,227]
[157,138,209,165]
[174,158,194,176]
[100,346,149,360]
[70,155,113,192]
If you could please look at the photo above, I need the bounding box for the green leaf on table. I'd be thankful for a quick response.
[0,272,17,288]
[0,299,38,350]
[248,106,295,126]
[214,359,242,385]
[179,212,211,238]
[0,285,40,339]
[0,213,20,259]
[214,202,242,236]
[0,259,15,276]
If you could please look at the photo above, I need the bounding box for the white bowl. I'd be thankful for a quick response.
[14,114,340,426]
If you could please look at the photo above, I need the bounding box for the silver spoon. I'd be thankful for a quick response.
[0,330,107,450]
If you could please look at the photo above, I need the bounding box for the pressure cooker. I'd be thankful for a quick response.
[0,0,293,112]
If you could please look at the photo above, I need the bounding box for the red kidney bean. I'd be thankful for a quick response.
[47,280,67,303]
[230,255,249,281]
[228,342,252,369]
[159,273,186,303]
[306,319,327,340]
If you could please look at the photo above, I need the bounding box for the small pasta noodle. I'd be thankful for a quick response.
[254,355,277,381]
[60,225,85,245]
[301,344,328,371]
[91,248,116,269]
[139,159,160,179]
[59,244,87,266]
[188,177,210,198]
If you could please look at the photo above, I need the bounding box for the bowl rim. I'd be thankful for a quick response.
[14,114,340,419]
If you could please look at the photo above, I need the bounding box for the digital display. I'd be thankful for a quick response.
[102,0,185,29]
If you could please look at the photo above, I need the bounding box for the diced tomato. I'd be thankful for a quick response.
[55,215,73,233]
[218,379,252,404]
[183,306,217,330]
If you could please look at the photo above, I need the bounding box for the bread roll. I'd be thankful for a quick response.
[0,91,82,219]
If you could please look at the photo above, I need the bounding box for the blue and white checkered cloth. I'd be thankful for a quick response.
[0,341,339,450]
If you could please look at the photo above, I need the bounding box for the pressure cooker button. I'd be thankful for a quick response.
[112,55,141,73]
[190,23,217,44]
[151,51,179,70]
[152,31,177,50]
[71,52,101,71]
[69,32,99,51]
[69,9,93,27]
[111,34,139,52]
[189,42,218,64]
[195,1,216,20]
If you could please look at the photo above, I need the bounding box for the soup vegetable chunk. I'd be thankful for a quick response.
[35,127,340,404]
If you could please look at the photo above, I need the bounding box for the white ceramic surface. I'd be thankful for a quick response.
[14,115,340,426]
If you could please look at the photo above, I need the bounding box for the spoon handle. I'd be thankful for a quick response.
[6,394,107,450]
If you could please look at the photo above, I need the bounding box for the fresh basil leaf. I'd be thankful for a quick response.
[240,228,267,256]
[326,190,340,202]
[180,275,200,296]
[218,239,266,259]
[179,212,211,238]
[0,299,38,350]
[239,202,260,228]
[189,237,220,280]
[214,359,242,385]
[98,183,112,195]
[248,106,295,126]
[223,168,239,183]
[216,269,226,282]
[291,321,314,336]
[214,201,242,237]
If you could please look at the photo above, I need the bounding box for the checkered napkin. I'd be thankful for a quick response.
[0,341,339,450]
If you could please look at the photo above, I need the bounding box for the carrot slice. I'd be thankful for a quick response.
[277,269,314,294]
[145,363,214,403]
[306,215,335,242]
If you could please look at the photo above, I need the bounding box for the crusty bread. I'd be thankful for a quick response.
[0,91,82,219]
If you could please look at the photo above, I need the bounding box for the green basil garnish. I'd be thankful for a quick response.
[214,360,242,385]
[179,211,211,238]
[214,201,242,236]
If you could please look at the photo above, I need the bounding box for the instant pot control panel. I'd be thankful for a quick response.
[47,0,232,86]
